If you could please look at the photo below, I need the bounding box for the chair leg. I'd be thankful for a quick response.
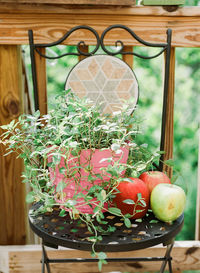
[41,253,45,273]
[168,255,173,273]
[42,244,51,273]
[40,241,174,273]
[159,243,174,273]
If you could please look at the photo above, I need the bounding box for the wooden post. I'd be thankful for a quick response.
[34,48,47,115]
[163,47,176,178]
[0,45,26,244]
[122,46,134,68]
[78,45,89,62]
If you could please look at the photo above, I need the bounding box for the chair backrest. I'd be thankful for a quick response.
[28,24,172,171]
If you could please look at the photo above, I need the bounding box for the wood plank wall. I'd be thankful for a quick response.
[0,3,199,258]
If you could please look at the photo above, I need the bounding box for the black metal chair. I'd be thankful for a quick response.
[28,25,184,273]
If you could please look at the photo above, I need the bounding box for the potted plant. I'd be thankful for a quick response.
[0,90,159,269]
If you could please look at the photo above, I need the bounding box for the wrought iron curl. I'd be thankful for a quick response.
[100,24,168,59]
[77,40,97,56]
[115,40,124,53]
[32,25,100,59]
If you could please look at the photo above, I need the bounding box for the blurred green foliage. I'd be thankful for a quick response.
[185,0,199,4]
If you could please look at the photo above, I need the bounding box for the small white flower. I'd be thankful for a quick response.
[113,111,121,116]
[111,143,120,152]
[129,143,137,147]
[69,141,78,148]
[115,149,123,155]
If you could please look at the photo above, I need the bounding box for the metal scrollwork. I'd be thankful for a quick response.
[30,25,100,59]
[29,24,170,60]
[100,24,168,59]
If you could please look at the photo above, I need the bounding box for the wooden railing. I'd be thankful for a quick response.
[0,2,200,272]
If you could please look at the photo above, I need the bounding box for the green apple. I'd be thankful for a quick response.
[150,183,186,223]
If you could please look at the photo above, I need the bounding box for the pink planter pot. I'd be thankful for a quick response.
[48,147,129,214]
[80,147,128,180]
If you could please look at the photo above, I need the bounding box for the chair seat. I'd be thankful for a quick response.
[29,202,184,252]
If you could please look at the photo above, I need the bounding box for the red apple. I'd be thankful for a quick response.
[151,183,186,223]
[112,178,150,219]
[139,171,171,193]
